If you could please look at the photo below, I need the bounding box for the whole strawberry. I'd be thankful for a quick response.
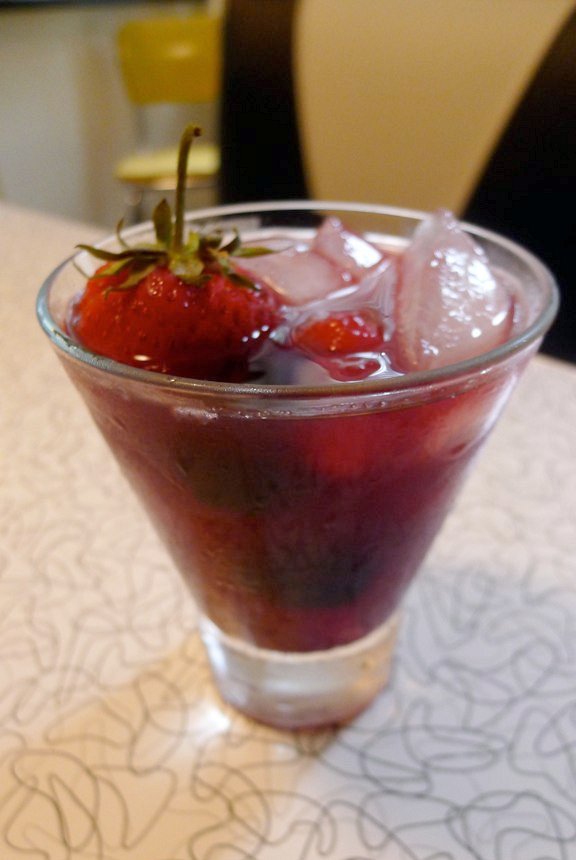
[68,125,279,382]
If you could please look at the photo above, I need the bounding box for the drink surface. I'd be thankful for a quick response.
[61,210,530,652]
[67,210,522,387]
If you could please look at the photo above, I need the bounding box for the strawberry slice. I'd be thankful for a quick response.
[393,210,514,371]
[289,310,387,382]
[68,125,279,382]
[292,310,384,357]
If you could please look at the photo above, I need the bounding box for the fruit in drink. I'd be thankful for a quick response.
[69,126,279,382]
[70,265,279,381]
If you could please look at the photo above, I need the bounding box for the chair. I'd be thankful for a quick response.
[219,0,575,361]
[115,11,223,222]
[464,9,576,363]
[295,0,573,214]
[219,0,307,203]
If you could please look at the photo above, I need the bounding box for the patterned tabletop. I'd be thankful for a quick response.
[2,202,576,859]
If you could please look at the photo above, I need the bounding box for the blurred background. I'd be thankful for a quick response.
[0,0,574,359]
[0,1,222,226]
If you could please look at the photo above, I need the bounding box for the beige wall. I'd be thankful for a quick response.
[0,2,219,228]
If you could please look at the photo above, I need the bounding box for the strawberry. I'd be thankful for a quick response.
[292,310,385,357]
[69,266,278,380]
[289,309,387,381]
[68,125,279,382]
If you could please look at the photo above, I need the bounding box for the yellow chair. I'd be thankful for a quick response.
[115,12,222,220]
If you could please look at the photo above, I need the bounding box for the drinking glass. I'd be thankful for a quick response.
[36,202,558,729]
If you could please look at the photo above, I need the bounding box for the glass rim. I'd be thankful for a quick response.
[36,199,560,401]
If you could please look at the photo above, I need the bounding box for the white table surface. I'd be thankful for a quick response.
[2,201,576,859]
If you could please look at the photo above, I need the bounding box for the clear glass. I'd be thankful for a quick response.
[37,202,558,729]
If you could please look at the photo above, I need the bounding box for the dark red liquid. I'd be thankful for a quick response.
[63,353,520,652]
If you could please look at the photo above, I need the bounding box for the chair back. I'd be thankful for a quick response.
[118,13,223,106]
[294,0,573,214]
[219,0,306,203]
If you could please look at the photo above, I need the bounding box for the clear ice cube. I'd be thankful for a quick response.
[236,240,348,305]
[394,210,513,370]
[236,218,388,306]
[312,217,385,276]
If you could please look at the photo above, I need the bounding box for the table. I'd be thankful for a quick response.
[2,201,576,859]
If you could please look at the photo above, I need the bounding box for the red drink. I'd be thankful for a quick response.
[71,343,512,654]
[37,203,558,727]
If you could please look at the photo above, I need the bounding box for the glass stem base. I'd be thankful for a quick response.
[199,613,400,730]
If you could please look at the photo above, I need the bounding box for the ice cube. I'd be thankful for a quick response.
[312,217,385,277]
[235,218,388,306]
[286,256,398,333]
[235,242,348,305]
[394,210,513,371]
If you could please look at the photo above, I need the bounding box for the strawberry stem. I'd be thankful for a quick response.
[173,124,202,254]
[78,124,272,290]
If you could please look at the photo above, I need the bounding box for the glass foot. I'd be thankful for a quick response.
[199,613,400,730]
